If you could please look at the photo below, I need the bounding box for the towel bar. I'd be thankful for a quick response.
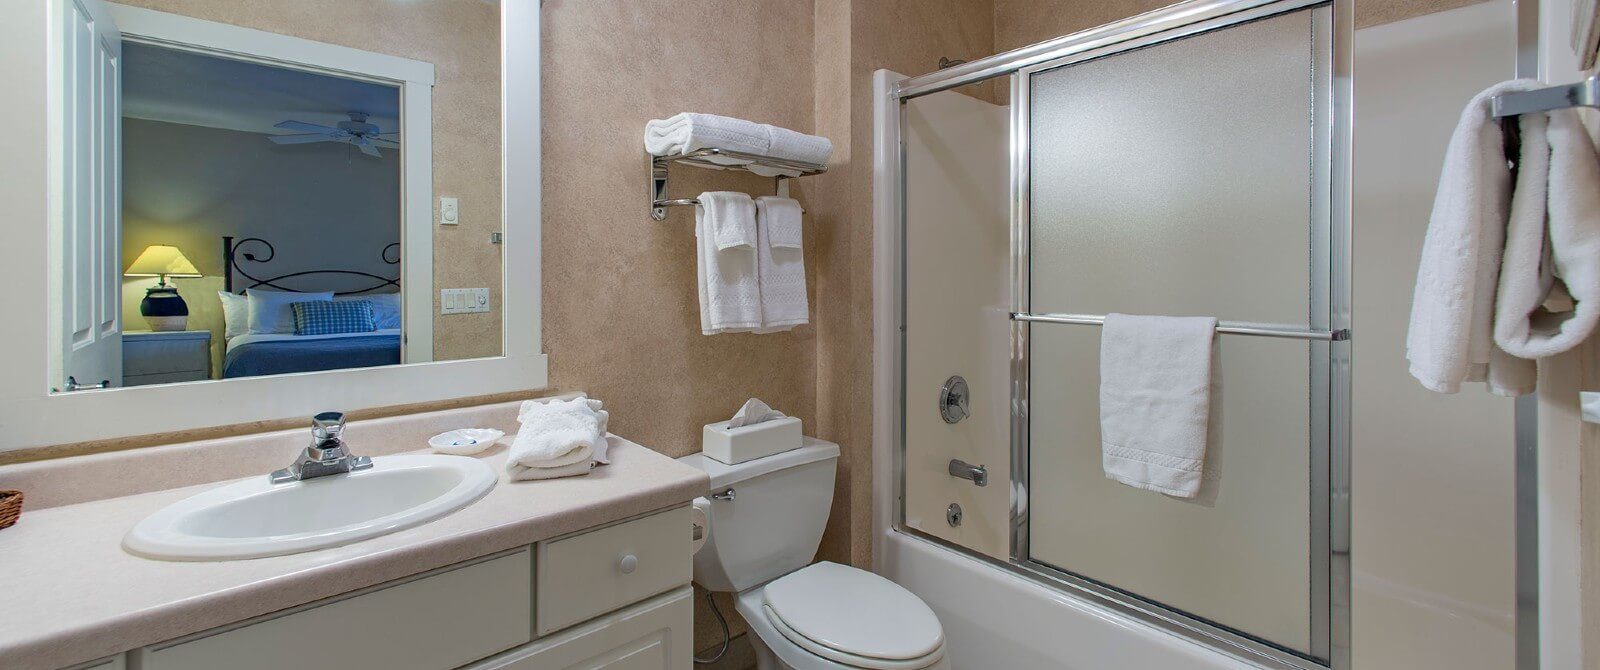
[1491,75,1600,117]
[1011,312,1349,341]
[649,148,827,220]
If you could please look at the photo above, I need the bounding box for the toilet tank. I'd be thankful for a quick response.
[679,440,840,593]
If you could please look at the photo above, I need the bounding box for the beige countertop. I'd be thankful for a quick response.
[0,436,707,670]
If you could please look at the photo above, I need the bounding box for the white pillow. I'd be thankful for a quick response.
[217,291,249,340]
[336,293,402,330]
[246,288,333,334]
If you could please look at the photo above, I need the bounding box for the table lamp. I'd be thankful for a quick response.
[125,245,202,332]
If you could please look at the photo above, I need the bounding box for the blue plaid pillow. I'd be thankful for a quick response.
[291,299,376,336]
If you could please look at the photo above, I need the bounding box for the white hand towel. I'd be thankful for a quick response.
[1099,314,1216,498]
[1407,80,1540,396]
[511,459,595,481]
[644,113,768,160]
[699,191,759,250]
[765,125,834,166]
[508,396,610,481]
[1495,109,1600,359]
[755,196,809,331]
[697,193,763,334]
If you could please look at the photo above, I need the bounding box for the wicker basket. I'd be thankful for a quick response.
[0,490,21,530]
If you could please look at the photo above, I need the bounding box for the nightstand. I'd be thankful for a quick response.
[123,330,211,386]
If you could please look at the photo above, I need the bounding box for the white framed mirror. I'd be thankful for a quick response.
[0,0,544,451]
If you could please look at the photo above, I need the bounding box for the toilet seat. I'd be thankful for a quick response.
[759,562,946,670]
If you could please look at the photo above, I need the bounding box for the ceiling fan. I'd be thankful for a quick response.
[267,111,399,158]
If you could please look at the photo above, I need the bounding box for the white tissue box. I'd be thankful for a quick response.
[702,416,802,465]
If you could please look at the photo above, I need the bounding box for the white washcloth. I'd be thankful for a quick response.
[1408,80,1540,396]
[1494,109,1600,360]
[755,196,808,331]
[697,193,763,334]
[508,396,610,481]
[511,459,595,481]
[644,113,832,176]
[1099,314,1216,498]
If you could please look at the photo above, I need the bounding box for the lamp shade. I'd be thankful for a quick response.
[125,245,201,278]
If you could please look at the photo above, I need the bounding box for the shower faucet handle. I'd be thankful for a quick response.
[948,459,988,487]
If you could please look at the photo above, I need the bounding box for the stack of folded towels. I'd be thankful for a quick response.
[507,396,611,481]
[644,112,833,176]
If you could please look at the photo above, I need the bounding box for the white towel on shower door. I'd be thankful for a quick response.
[1099,314,1217,498]
[697,192,763,334]
[1407,79,1540,396]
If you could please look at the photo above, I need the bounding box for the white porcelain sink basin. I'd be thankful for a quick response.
[124,455,497,561]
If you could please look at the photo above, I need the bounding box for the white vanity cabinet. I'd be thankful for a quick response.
[125,506,692,670]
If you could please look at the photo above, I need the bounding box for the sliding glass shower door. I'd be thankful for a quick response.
[896,1,1348,667]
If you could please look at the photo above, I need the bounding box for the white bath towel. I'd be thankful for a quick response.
[1099,314,1216,498]
[1494,109,1600,360]
[755,196,809,331]
[697,193,763,334]
[1408,80,1540,396]
[508,396,611,481]
[644,113,832,176]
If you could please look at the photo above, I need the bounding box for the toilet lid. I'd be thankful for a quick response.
[762,562,945,662]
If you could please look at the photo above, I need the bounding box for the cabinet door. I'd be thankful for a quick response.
[471,587,691,670]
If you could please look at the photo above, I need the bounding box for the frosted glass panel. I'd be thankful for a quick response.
[1024,9,1318,654]
[1028,10,1313,325]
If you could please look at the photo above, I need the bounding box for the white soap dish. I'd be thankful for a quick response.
[428,429,504,456]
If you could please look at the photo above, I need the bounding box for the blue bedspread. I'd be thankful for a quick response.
[224,334,401,378]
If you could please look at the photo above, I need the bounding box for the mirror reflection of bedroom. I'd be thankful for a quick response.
[54,1,503,391]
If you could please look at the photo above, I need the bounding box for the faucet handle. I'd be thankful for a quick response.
[312,411,346,442]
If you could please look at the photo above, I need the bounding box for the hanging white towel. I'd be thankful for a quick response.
[1099,314,1216,498]
[1407,80,1540,396]
[697,193,763,334]
[755,196,809,331]
[1494,109,1600,360]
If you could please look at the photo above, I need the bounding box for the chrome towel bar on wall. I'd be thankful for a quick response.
[1012,312,1350,341]
[648,148,827,220]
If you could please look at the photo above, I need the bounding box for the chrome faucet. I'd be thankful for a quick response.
[270,412,373,484]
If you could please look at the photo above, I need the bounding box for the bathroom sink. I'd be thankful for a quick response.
[123,455,497,561]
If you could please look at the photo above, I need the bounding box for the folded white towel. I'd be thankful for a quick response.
[508,396,610,481]
[755,196,808,332]
[1099,314,1216,498]
[1407,80,1539,396]
[697,193,763,334]
[1494,109,1600,360]
[644,113,832,176]
[511,458,595,481]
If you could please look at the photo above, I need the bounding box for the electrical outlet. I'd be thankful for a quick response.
[440,288,491,315]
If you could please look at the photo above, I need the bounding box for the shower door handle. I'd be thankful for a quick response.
[948,459,988,487]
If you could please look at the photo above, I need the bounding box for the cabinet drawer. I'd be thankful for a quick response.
[536,507,691,635]
[139,548,532,670]
[470,587,692,670]
[123,340,209,376]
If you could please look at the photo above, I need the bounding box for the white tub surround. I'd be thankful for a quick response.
[0,401,707,670]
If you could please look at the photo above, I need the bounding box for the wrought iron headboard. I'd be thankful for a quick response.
[222,236,400,295]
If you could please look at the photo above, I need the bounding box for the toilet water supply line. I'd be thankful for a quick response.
[694,590,731,664]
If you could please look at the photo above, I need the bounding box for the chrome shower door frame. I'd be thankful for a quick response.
[889,1,1352,668]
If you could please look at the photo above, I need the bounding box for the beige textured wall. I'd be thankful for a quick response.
[116,0,503,362]
[539,0,818,653]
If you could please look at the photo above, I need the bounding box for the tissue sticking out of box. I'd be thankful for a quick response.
[704,398,803,464]
[728,398,786,428]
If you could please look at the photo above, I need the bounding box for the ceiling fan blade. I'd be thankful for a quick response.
[274,120,340,134]
[268,133,339,145]
[369,138,400,149]
[357,141,382,158]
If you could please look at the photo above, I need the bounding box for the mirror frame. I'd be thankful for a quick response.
[0,0,545,451]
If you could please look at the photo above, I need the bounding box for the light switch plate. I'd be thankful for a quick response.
[440,288,491,315]
[440,197,459,225]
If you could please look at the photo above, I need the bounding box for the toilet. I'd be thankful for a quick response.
[680,441,950,670]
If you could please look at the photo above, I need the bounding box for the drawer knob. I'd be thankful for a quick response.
[618,554,638,574]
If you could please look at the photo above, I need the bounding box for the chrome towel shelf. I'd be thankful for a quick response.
[649,148,827,220]
[1011,312,1350,341]
[1492,75,1600,117]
